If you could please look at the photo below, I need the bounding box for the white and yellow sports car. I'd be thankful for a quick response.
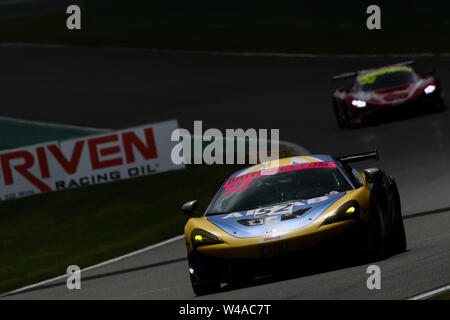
[182,150,406,295]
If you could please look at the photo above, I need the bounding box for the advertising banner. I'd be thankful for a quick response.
[0,120,183,200]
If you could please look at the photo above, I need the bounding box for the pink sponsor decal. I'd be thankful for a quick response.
[222,161,337,196]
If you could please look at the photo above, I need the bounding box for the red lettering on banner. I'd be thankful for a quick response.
[48,141,85,174]
[122,128,158,163]
[0,150,51,192]
[88,134,123,170]
[100,145,121,157]
[36,146,50,178]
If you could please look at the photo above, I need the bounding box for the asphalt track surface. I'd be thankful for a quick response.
[1,46,450,299]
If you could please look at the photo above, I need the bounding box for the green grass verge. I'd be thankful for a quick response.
[1,1,450,53]
[429,290,450,300]
[0,118,105,151]
[0,163,244,294]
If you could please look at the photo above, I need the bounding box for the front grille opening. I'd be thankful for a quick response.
[237,218,264,226]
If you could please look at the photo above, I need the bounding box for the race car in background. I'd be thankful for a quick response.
[181,151,406,295]
[332,61,445,128]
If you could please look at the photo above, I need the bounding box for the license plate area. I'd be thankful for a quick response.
[259,241,288,258]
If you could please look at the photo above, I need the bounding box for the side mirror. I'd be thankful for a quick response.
[363,167,382,184]
[181,200,198,216]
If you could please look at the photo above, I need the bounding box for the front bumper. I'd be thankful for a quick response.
[351,93,443,125]
[189,220,358,282]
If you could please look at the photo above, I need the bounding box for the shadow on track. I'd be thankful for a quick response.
[215,251,398,296]
[405,206,450,220]
[211,206,450,295]
[6,257,187,297]
[355,108,446,129]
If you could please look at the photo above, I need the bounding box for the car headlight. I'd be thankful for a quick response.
[323,201,360,225]
[191,229,223,248]
[424,85,436,94]
[352,99,367,108]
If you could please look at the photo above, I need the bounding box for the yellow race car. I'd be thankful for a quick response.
[182,150,406,295]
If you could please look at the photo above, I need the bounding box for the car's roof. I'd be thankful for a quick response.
[229,155,336,179]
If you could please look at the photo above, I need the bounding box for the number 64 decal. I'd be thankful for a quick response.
[253,203,294,218]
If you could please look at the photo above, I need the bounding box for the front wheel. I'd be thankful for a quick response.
[333,102,352,128]
[188,253,221,296]
[391,212,407,254]
[390,187,407,253]
[190,273,221,296]
[371,204,390,258]
[360,200,390,260]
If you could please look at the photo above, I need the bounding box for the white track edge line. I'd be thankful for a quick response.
[407,284,450,300]
[0,234,185,298]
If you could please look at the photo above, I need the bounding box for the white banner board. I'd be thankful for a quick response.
[0,119,184,200]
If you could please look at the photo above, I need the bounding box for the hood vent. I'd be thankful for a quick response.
[280,207,311,221]
[237,218,264,226]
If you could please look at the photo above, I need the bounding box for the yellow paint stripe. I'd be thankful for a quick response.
[244,163,267,174]
[300,156,321,162]
[268,158,290,168]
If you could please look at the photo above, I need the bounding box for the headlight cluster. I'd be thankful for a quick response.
[352,99,367,108]
[424,85,436,95]
[191,229,223,248]
[323,201,360,225]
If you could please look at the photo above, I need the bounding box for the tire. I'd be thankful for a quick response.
[333,103,347,128]
[366,185,391,259]
[391,211,407,254]
[190,273,221,296]
[369,203,390,258]
[355,179,404,261]
[351,205,388,263]
[188,253,221,296]
[390,186,407,254]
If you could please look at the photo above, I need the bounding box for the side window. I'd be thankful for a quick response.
[338,161,359,187]
[351,168,364,187]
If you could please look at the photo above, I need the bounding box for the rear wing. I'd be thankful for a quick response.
[393,60,416,67]
[332,61,416,81]
[337,148,379,164]
[332,71,358,81]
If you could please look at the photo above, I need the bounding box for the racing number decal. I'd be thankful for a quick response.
[254,203,294,218]
[221,203,294,220]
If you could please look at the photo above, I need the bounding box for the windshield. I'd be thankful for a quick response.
[206,162,353,215]
[358,67,418,91]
